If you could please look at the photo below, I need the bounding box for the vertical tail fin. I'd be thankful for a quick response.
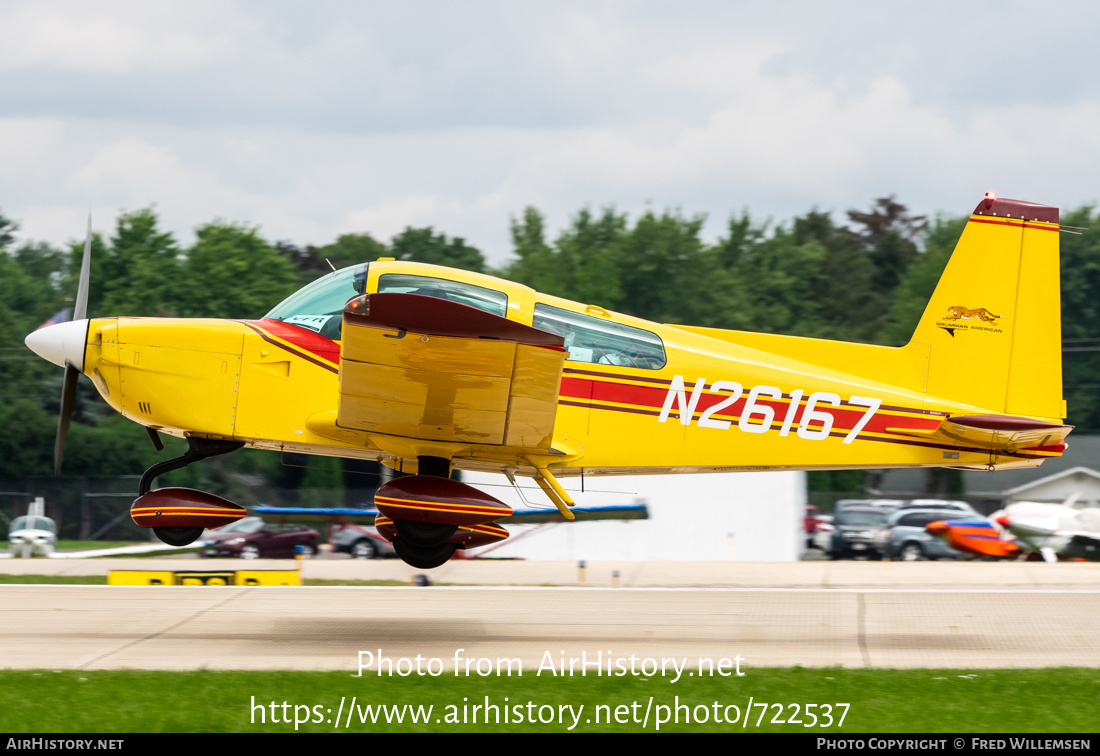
[908,196,1063,420]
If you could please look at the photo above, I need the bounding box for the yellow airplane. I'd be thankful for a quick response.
[24,195,1072,567]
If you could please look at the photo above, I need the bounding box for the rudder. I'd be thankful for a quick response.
[907,195,1063,420]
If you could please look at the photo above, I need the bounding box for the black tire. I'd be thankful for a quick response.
[153,526,204,547]
[351,539,378,560]
[899,542,925,561]
[393,539,456,569]
[393,519,457,548]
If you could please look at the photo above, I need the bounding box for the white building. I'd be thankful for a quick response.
[464,470,806,562]
[1001,466,1100,509]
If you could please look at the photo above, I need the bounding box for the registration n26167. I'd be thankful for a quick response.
[657,375,880,444]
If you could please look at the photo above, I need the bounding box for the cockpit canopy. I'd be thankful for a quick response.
[265,264,511,340]
[264,262,665,369]
[265,264,369,340]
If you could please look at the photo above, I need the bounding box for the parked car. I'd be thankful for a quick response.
[811,514,835,552]
[804,505,827,548]
[202,518,319,559]
[899,499,977,514]
[835,499,906,513]
[829,505,891,559]
[330,523,396,559]
[876,508,985,560]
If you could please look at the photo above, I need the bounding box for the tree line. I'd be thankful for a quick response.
[1,198,1098,502]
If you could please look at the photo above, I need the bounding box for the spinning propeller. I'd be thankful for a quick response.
[24,216,93,475]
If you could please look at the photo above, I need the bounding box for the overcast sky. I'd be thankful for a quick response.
[2,0,1098,264]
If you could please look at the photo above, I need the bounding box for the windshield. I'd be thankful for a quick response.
[835,510,888,527]
[10,516,55,534]
[265,264,368,339]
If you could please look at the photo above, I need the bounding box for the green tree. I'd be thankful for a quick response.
[1059,206,1100,431]
[876,215,966,346]
[794,211,878,341]
[0,215,67,415]
[177,222,299,319]
[390,227,486,273]
[726,229,826,336]
[0,211,17,249]
[847,196,926,296]
[504,206,626,308]
[294,233,389,287]
[101,208,181,316]
[615,210,707,323]
[504,206,557,291]
[62,209,181,318]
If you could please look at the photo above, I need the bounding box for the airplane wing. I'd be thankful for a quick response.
[336,293,567,448]
[253,503,648,525]
[505,503,648,523]
[47,543,204,558]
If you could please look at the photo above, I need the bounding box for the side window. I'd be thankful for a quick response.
[377,274,508,317]
[533,303,666,370]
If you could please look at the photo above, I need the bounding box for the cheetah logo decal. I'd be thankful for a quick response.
[944,306,1001,324]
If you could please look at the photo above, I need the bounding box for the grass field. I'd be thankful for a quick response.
[0,668,1095,733]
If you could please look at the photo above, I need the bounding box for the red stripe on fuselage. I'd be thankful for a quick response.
[559,375,938,434]
[245,319,341,370]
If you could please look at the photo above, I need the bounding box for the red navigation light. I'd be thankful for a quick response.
[986,191,996,200]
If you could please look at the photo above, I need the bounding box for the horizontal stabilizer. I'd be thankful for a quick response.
[887,414,1071,454]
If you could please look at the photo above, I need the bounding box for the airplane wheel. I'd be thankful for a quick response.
[152,526,204,547]
[351,539,377,559]
[899,543,925,561]
[393,519,458,547]
[393,538,456,569]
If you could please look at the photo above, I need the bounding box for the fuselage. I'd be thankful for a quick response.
[68,259,1063,478]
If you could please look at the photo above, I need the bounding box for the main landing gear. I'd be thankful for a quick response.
[377,456,511,569]
[131,437,246,548]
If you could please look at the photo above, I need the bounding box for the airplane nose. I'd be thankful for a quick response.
[24,319,90,371]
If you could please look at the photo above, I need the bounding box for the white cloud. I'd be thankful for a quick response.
[3,1,1100,265]
[0,1,248,74]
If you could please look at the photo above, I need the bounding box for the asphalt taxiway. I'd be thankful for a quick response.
[0,560,1097,671]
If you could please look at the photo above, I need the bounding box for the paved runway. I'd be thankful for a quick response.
[1,561,1097,671]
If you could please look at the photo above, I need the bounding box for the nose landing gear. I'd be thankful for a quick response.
[132,437,246,547]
